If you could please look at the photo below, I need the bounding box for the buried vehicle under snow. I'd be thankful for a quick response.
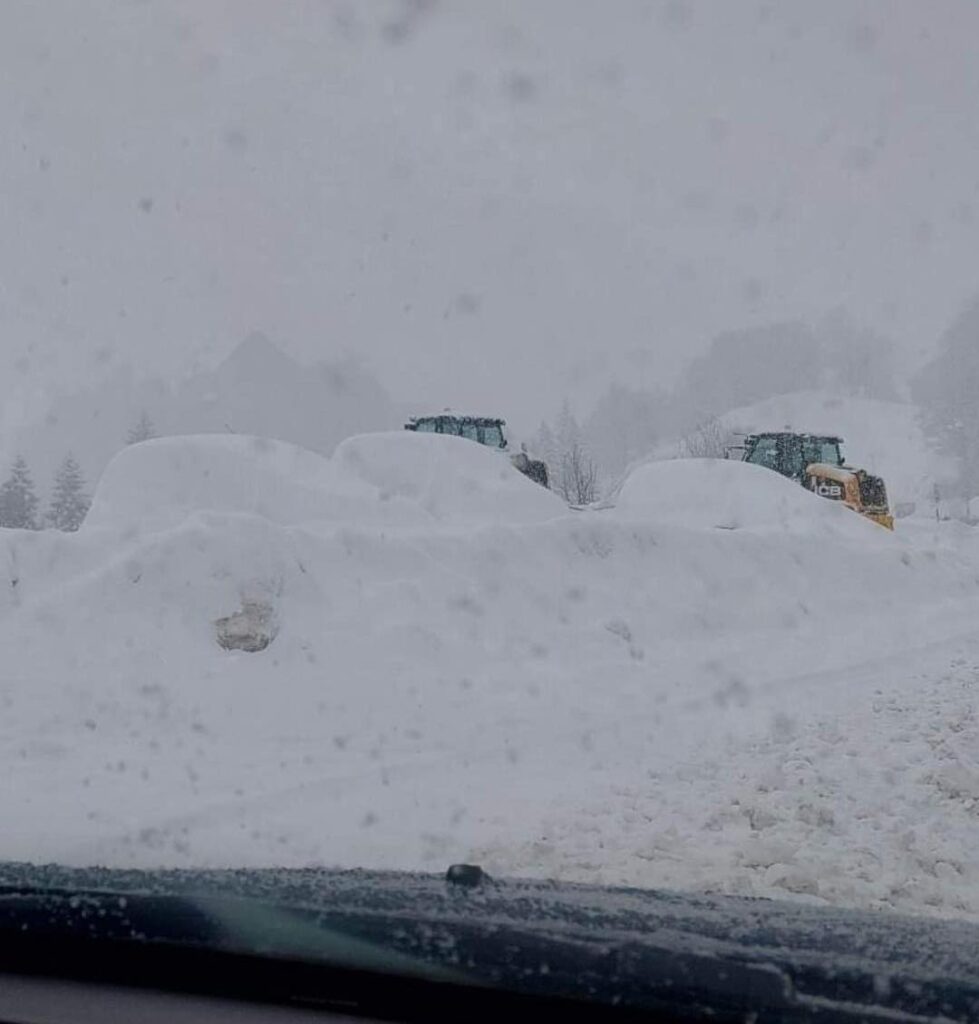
[404,413,549,488]
[735,431,894,530]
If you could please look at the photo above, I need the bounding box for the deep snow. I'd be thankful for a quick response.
[615,456,875,536]
[4,432,979,924]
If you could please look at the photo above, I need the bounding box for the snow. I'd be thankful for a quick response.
[86,432,565,532]
[334,431,566,526]
[615,457,876,536]
[4,432,979,926]
[86,434,378,532]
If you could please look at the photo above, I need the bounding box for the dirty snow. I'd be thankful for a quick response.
[4,432,979,925]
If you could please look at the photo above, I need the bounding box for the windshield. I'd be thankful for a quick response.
[480,423,505,448]
[745,436,783,470]
[802,439,844,467]
[3,0,979,1011]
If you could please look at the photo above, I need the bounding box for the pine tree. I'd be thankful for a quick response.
[0,456,40,530]
[47,453,90,532]
[126,410,156,445]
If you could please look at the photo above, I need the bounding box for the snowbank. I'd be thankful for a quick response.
[86,431,565,533]
[86,435,373,531]
[614,457,877,537]
[5,430,979,927]
[333,431,566,526]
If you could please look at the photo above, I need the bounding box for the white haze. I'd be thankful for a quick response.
[2,0,979,438]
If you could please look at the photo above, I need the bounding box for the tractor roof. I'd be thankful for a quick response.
[407,414,506,427]
[745,431,844,443]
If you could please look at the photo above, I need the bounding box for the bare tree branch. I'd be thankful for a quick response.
[678,416,730,459]
[557,441,599,505]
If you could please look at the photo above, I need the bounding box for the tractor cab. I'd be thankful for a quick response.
[741,432,844,484]
[405,414,508,449]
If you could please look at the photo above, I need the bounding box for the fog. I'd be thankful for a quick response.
[3,0,979,437]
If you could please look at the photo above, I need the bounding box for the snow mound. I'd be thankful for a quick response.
[614,457,876,536]
[86,431,564,533]
[85,435,384,531]
[333,431,566,525]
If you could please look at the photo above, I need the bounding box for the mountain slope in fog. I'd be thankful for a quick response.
[2,334,403,496]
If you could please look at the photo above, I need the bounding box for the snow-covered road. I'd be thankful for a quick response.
[4,433,979,924]
[472,624,979,918]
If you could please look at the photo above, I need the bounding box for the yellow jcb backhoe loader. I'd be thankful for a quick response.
[734,432,894,530]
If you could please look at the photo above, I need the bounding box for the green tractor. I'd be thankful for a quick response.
[404,414,549,489]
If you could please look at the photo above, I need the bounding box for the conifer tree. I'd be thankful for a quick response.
[48,453,90,532]
[0,456,40,530]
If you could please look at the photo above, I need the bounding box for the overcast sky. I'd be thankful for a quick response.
[3,0,979,435]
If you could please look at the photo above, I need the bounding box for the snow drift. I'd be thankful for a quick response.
[615,457,878,537]
[86,434,373,531]
[4,432,979,927]
[87,432,565,533]
[332,431,566,526]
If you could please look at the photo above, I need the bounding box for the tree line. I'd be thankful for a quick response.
[0,411,157,532]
